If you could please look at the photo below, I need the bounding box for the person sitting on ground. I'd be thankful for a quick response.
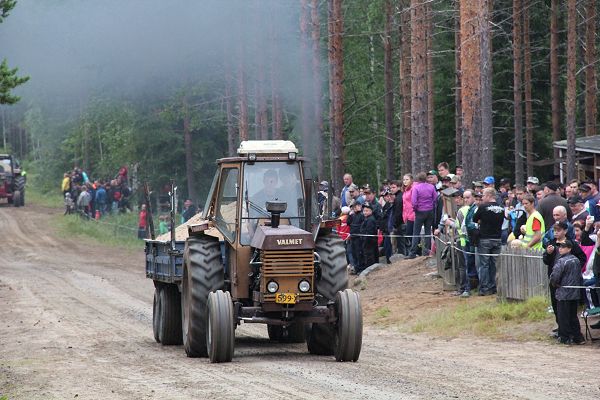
[549,239,585,345]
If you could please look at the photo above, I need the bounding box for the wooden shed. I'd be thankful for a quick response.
[553,136,600,182]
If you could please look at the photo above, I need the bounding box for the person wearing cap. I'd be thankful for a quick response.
[363,186,382,221]
[348,183,360,203]
[472,181,484,195]
[580,180,600,223]
[407,172,438,259]
[360,201,379,271]
[442,189,471,297]
[426,170,442,190]
[526,176,539,193]
[547,237,585,344]
[568,195,588,223]
[538,181,571,229]
[449,174,462,189]
[340,173,354,208]
[348,200,364,273]
[472,187,505,295]
[389,180,405,255]
[380,189,395,264]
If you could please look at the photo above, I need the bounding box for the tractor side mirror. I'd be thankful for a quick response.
[266,201,287,228]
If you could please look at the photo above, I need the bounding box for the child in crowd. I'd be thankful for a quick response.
[158,215,169,235]
[360,202,379,272]
[549,239,585,345]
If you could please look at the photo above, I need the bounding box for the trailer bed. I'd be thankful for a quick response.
[145,239,185,284]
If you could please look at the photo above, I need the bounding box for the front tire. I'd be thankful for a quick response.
[206,290,235,363]
[307,234,348,355]
[333,289,363,362]
[12,190,21,208]
[181,236,223,357]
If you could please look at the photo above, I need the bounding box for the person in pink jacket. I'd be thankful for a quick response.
[402,174,415,256]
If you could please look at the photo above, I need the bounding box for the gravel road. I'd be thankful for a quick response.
[0,205,598,399]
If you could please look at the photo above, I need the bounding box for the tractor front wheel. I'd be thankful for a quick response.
[206,290,235,363]
[12,190,21,208]
[333,289,363,362]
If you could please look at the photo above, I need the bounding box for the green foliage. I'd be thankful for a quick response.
[0,59,29,105]
[0,0,16,22]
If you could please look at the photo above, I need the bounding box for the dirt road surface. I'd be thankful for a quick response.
[1,206,598,399]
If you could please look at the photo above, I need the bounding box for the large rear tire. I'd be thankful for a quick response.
[152,287,161,343]
[206,290,235,363]
[333,289,363,362]
[159,284,183,345]
[307,234,348,355]
[181,236,223,357]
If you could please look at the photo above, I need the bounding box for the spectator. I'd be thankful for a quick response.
[340,173,353,208]
[402,174,415,256]
[61,173,70,196]
[444,190,471,297]
[581,181,600,222]
[390,180,405,255]
[182,199,197,223]
[426,170,441,190]
[95,183,107,216]
[348,183,360,203]
[437,162,450,179]
[76,186,92,218]
[526,176,540,194]
[363,186,382,221]
[459,189,477,293]
[338,206,352,267]
[549,239,585,345]
[348,200,364,274]
[515,194,545,249]
[538,182,571,228]
[568,195,588,223]
[158,215,169,235]
[360,202,379,271]
[380,188,394,264]
[407,172,437,259]
[473,187,504,296]
[455,165,463,177]
[542,205,575,247]
[138,204,148,239]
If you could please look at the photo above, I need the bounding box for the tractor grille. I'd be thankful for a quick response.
[261,249,314,302]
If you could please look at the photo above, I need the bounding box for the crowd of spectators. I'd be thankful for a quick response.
[331,166,600,345]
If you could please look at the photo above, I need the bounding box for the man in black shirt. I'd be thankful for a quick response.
[473,187,505,296]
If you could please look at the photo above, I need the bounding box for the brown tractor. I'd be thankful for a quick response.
[146,140,362,363]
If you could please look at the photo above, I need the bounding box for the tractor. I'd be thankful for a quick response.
[146,140,362,363]
[0,154,26,207]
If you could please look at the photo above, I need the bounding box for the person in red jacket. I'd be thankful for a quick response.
[138,204,148,239]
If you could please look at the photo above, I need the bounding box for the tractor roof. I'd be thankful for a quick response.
[237,140,298,156]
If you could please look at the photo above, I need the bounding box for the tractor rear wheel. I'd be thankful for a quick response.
[152,287,161,343]
[307,234,348,355]
[159,284,183,345]
[13,190,21,208]
[206,290,235,363]
[333,289,363,362]
[181,236,223,357]
[267,323,306,343]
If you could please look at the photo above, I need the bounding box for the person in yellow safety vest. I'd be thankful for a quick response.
[61,172,71,196]
[520,194,545,249]
[447,189,473,297]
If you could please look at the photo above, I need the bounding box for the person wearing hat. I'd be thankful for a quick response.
[526,176,540,193]
[567,195,588,223]
[348,200,364,273]
[360,201,379,271]
[580,180,600,223]
[449,174,462,189]
[347,183,360,204]
[538,181,571,229]
[472,181,484,195]
[426,170,442,190]
[363,186,382,221]
[548,238,585,344]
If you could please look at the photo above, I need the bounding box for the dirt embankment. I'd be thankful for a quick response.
[0,205,597,399]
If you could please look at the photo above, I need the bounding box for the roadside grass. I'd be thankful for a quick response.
[25,187,63,208]
[409,296,553,340]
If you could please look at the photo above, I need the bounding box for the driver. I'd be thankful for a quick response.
[251,169,280,213]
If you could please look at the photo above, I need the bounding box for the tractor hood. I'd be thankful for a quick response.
[250,225,315,251]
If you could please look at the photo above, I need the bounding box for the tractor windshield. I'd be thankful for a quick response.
[241,161,305,245]
[0,159,11,174]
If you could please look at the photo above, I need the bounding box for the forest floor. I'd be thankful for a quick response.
[1,203,599,399]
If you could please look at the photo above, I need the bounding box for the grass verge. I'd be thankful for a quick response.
[409,296,553,340]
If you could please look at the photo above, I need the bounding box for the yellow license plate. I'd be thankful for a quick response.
[275,293,297,304]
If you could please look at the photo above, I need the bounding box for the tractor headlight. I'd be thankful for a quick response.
[298,280,311,293]
[248,153,257,162]
[288,152,297,160]
[267,280,279,293]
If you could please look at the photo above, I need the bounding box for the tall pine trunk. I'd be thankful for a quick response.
[399,0,412,173]
[311,0,325,178]
[300,0,313,160]
[454,1,462,167]
[524,0,534,177]
[238,42,249,142]
[585,0,597,137]
[270,6,283,140]
[480,0,493,178]
[426,1,435,166]
[410,0,430,173]
[550,0,560,175]
[566,0,577,181]
[328,0,344,191]
[225,70,236,156]
[384,0,395,180]
[183,96,197,205]
[513,0,524,185]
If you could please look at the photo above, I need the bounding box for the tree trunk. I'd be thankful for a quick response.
[311,0,325,179]
[238,44,249,142]
[183,96,197,205]
[328,0,344,192]
[410,0,429,173]
[454,2,462,167]
[524,0,534,177]
[566,0,577,181]
[550,0,560,175]
[270,6,283,140]
[399,0,412,174]
[585,0,597,137]
[225,70,236,156]
[480,0,493,178]
[301,0,313,160]
[426,0,435,167]
[513,0,524,185]
[460,0,483,185]
[384,0,395,180]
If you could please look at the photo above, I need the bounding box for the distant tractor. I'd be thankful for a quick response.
[0,154,26,207]
[146,140,362,363]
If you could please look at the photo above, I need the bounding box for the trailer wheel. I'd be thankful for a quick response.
[159,284,183,345]
[152,287,161,343]
[268,323,306,343]
[307,234,347,355]
[206,290,234,363]
[333,289,363,362]
[13,190,21,208]
[182,236,223,357]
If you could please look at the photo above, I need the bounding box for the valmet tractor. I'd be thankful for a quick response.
[0,154,26,207]
[145,140,362,363]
